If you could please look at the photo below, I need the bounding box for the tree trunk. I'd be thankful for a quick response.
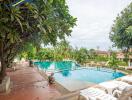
[0,40,7,83]
[0,60,7,83]
[29,60,33,67]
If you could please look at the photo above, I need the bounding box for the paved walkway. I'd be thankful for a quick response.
[0,62,61,100]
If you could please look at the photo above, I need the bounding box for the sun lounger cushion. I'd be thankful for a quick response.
[80,87,117,100]
[118,86,132,100]
[113,81,131,91]
[121,76,132,84]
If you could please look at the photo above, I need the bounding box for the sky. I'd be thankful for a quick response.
[66,0,132,50]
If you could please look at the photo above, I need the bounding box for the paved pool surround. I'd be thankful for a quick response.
[0,62,61,100]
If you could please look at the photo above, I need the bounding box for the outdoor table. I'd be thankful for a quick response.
[99,81,118,95]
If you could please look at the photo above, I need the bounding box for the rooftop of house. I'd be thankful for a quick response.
[95,50,110,55]
[116,53,132,59]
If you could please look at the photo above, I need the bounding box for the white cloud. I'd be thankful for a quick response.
[66,0,131,50]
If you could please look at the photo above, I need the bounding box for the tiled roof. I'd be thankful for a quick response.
[95,50,110,54]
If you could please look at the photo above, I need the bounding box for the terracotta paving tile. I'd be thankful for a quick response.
[0,62,61,100]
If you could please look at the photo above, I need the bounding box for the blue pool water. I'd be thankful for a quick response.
[54,68,125,83]
[35,61,125,84]
[34,61,76,72]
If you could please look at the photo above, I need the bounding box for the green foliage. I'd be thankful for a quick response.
[88,49,97,59]
[95,55,108,62]
[53,53,63,61]
[117,61,127,66]
[72,48,88,64]
[0,0,76,57]
[0,0,76,78]
[36,49,54,61]
[108,52,118,70]
[34,0,77,45]
[55,41,72,58]
[109,2,132,50]
[25,43,36,59]
[124,53,129,63]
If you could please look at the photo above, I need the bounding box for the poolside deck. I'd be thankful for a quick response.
[0,62,61,100]
[56,79,96,92]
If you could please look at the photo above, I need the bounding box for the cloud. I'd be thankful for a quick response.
[67,0,131,50]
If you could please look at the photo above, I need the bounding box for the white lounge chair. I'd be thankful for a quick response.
[99,80,131,95]
[80,86,132,100]
[80,87,117,100]
[120,76,132,84]
[113,86,132,100]
[99,81,118,94]
[112,80,131,91]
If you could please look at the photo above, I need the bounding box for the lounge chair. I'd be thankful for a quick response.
[80,87,117,100]
[112,80,131,91]
[113,86,132,100]
[120,76,132,84]
[99,80,131,94]
[80,86,132,100]
[99,81,119,94]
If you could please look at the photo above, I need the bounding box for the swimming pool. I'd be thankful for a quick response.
[35,61,125,83]
[35,61,125,91]
[54,68,125,84]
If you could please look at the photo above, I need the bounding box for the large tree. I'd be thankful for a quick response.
[109,2,132,51]
[0,0,76,82]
